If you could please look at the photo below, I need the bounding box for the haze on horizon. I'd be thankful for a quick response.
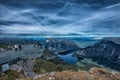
[0,0,120,38]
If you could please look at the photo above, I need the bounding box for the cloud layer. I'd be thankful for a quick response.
[0,0,120,37]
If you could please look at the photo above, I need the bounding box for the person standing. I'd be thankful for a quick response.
[14,44,18,51]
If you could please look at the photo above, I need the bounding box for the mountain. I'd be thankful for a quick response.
[45,38,79,52]
[104,37,120,44]
[75,39,120,71]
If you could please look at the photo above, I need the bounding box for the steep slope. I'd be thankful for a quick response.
[45,38,79,52]
[75,40,120,71]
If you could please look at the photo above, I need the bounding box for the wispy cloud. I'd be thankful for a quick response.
[0,1,120,37]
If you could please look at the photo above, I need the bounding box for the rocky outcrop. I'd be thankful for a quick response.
[75,40,120,71]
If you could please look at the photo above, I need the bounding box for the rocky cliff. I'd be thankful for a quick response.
[75,40,120,71]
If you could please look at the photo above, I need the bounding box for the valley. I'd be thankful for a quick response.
[0,37,120,80]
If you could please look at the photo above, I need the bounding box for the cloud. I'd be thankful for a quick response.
[0,1,120,37]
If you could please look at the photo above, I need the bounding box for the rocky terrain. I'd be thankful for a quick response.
[1,59,120,80]
[0,38,120,80]
[75,39,120,71]
[45,38,79,52]
[0,38,80,79]
[20,67,120,80]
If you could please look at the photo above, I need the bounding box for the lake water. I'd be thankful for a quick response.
[58,52,78,64]
[57,52,102,70]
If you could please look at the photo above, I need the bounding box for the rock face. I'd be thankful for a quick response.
[76,40,120,71]
[45,39,79,52]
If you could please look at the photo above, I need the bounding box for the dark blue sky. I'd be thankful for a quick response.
[0,0,120,38]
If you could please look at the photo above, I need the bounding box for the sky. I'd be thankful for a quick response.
[0,0,120,38]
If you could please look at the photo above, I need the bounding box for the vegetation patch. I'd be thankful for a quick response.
[33,58,78,74]
[0,70,20,80]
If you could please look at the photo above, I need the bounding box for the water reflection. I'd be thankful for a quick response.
[58,52,78,64]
